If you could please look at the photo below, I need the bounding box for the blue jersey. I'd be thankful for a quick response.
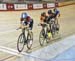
[55,10,60,15]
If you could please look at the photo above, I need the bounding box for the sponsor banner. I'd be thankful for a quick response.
[28,4,33,10]
[14,4,28,10]
[0,4,7,10]
[7,4,14,11]
[33,4,43,9]
[43,3,47,9]
[55,3,58,7]
[47,3,55,8]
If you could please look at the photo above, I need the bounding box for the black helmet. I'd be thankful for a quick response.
[48,10,52,14]
[41,12,46,16]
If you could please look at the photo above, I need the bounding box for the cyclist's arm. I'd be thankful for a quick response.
[58,13,60,17]
[24,24,29,28]
[20,24,25,29]
[40,16,45,24]
[57,11,60,18]
[20,21,28,29]
[20,24,29,29]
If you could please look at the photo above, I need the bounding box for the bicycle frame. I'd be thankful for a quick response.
[22,27,30,41]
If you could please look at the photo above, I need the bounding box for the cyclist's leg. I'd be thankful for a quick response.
[21,28,27,44]
[29,28,32,35]
[29,19,33,29]
[40,24,45,36]
[55,16,59,32]
[40,23,47,37]
[47,24,52,39]
[27,27,33,49]
[55,17,58,25]
[54,13,59,25]
[28,20,33,38]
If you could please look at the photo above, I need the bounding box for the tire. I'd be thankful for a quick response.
[27,32,33,49]
[17,33,25,52]
[39,29,45,46]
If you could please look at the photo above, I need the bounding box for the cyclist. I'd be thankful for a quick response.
[53,8,60,32]
[47,10,55,37]
[40,12,52,39]
[53,8,60,18]
[20,12,33,40]
[40,12,48,24]
[53,8,60,24]
[47,9,54,23]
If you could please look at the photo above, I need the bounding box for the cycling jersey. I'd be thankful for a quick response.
[22,19,33,30]
[47,13,55,23]
[54,10,60,17]
[40,16,48,23]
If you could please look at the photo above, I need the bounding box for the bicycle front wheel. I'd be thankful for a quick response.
[17,33,25,52]
[27,32,33,49]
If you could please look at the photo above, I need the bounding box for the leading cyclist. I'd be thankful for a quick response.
[19,12,33,40]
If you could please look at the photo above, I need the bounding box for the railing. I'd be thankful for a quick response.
[0,0,75,3]
[0,0,74,11]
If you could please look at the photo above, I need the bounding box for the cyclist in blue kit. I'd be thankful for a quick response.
[53,8,60,24]
[53,8,60,18]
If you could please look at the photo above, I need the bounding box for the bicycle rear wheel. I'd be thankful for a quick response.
[39,29,45,46]
[17,33,25,52]
[27,32,33,49]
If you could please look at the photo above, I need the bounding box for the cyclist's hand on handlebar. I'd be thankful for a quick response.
[44,23,47,25]
[16,27,21,30]
[17,26,25,30]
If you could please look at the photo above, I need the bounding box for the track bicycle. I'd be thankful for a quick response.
[17,27,33,52]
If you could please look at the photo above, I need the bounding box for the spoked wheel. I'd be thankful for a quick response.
[39,29,45,46]
[27,32,33,49]
[17,33,25,52]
